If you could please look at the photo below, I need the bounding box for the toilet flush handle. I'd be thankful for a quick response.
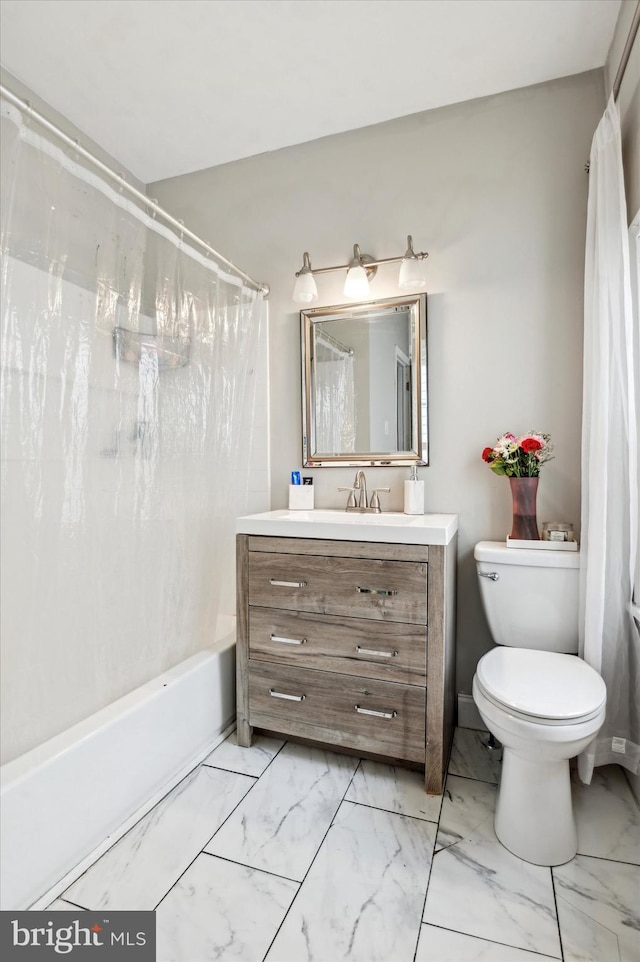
[479,571,500,581]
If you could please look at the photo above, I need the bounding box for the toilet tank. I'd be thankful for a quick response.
[474,541,580,653]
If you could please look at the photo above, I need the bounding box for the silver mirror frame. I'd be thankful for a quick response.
[301,293,428,467]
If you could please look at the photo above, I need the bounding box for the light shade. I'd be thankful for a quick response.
[343,265,370,299]
[399,254,426,290]
[293,270,318,304]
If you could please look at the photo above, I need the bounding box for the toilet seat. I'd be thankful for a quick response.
[476,648,606,725]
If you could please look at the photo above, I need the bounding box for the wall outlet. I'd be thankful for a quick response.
[611,737,627,754]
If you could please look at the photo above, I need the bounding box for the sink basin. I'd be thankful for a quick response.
[236,509,458,545]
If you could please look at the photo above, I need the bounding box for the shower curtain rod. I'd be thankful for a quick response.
[612,0,640,102]
[316,328,354,356]
[0,83,270,297]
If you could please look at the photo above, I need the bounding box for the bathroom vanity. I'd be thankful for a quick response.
[235,510,457,794]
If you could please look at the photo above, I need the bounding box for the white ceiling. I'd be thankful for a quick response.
[0,0,621,185]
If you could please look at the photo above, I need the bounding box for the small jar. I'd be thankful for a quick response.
[541,522,574,543]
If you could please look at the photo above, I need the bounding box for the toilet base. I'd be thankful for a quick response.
[495,749,577,866]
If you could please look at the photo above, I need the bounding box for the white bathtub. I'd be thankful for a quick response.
[0,616,237,910]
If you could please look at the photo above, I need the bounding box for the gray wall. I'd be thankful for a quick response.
[606,0,640,222]
[152,70,605,697]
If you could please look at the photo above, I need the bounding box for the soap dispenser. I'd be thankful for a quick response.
[404,465,424,515]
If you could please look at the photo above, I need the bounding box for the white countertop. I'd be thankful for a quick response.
[236,509,458,546]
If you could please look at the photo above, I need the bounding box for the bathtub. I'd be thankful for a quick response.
[0,616,237,910]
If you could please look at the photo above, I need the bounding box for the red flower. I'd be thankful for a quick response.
[482,447,493,462]
[520,436,543,453]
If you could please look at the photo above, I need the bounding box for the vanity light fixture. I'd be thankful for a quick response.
[343,244,374,299]
[398,235,428,290]
[291,252,318,304]
[292,235,428,304]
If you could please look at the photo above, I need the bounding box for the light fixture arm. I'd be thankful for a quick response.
[404,235,418,259]
[297,251,313,275]
[348,243,364,268]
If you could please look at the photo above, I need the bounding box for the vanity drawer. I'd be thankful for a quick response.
[248,552,427,624]
[248,662,426,763]
[249,607,427,685]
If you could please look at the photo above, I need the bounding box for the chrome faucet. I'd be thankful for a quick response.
[338,471,390,513]
[354,470,368,509]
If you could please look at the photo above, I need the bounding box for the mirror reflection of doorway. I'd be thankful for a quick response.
[396,347,412,451]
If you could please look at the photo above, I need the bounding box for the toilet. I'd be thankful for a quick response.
[472,541,606,866]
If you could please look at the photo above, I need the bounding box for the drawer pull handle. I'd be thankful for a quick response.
[270,634,307,646]
[269,689,306,702]
[270,579,307,588]
[356,586,398,597]
[355,646,398,658]
[354,705,397,719]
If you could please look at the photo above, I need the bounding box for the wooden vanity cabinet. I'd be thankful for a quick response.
[236,534,456,794]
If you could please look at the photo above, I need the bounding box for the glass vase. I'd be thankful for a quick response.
[509,477,540,540]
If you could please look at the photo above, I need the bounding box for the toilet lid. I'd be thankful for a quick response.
[476,648,607,721]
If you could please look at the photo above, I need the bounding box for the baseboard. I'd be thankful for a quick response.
[624,768,640,805]
[457,693,485,730]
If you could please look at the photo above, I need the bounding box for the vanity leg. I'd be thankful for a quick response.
[236,717,253,748]
[236,534,253,748]
[425,541,457,796]
[425,752,444,795]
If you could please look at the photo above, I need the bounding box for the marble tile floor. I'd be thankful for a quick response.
[50,727,640,962]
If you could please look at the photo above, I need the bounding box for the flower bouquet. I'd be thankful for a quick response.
[482,432,554,540]
[482,432,554,478]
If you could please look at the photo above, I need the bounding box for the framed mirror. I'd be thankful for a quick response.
[301,293,428,467]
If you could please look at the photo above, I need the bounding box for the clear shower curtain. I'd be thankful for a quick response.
[314,337,356,454]
[0,99,267,764]
[579,95,639,782]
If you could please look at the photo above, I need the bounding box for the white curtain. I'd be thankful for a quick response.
[579,95,640,782]
[0,99,267,763]
[314,336,356,454]
[630,212,640,612]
